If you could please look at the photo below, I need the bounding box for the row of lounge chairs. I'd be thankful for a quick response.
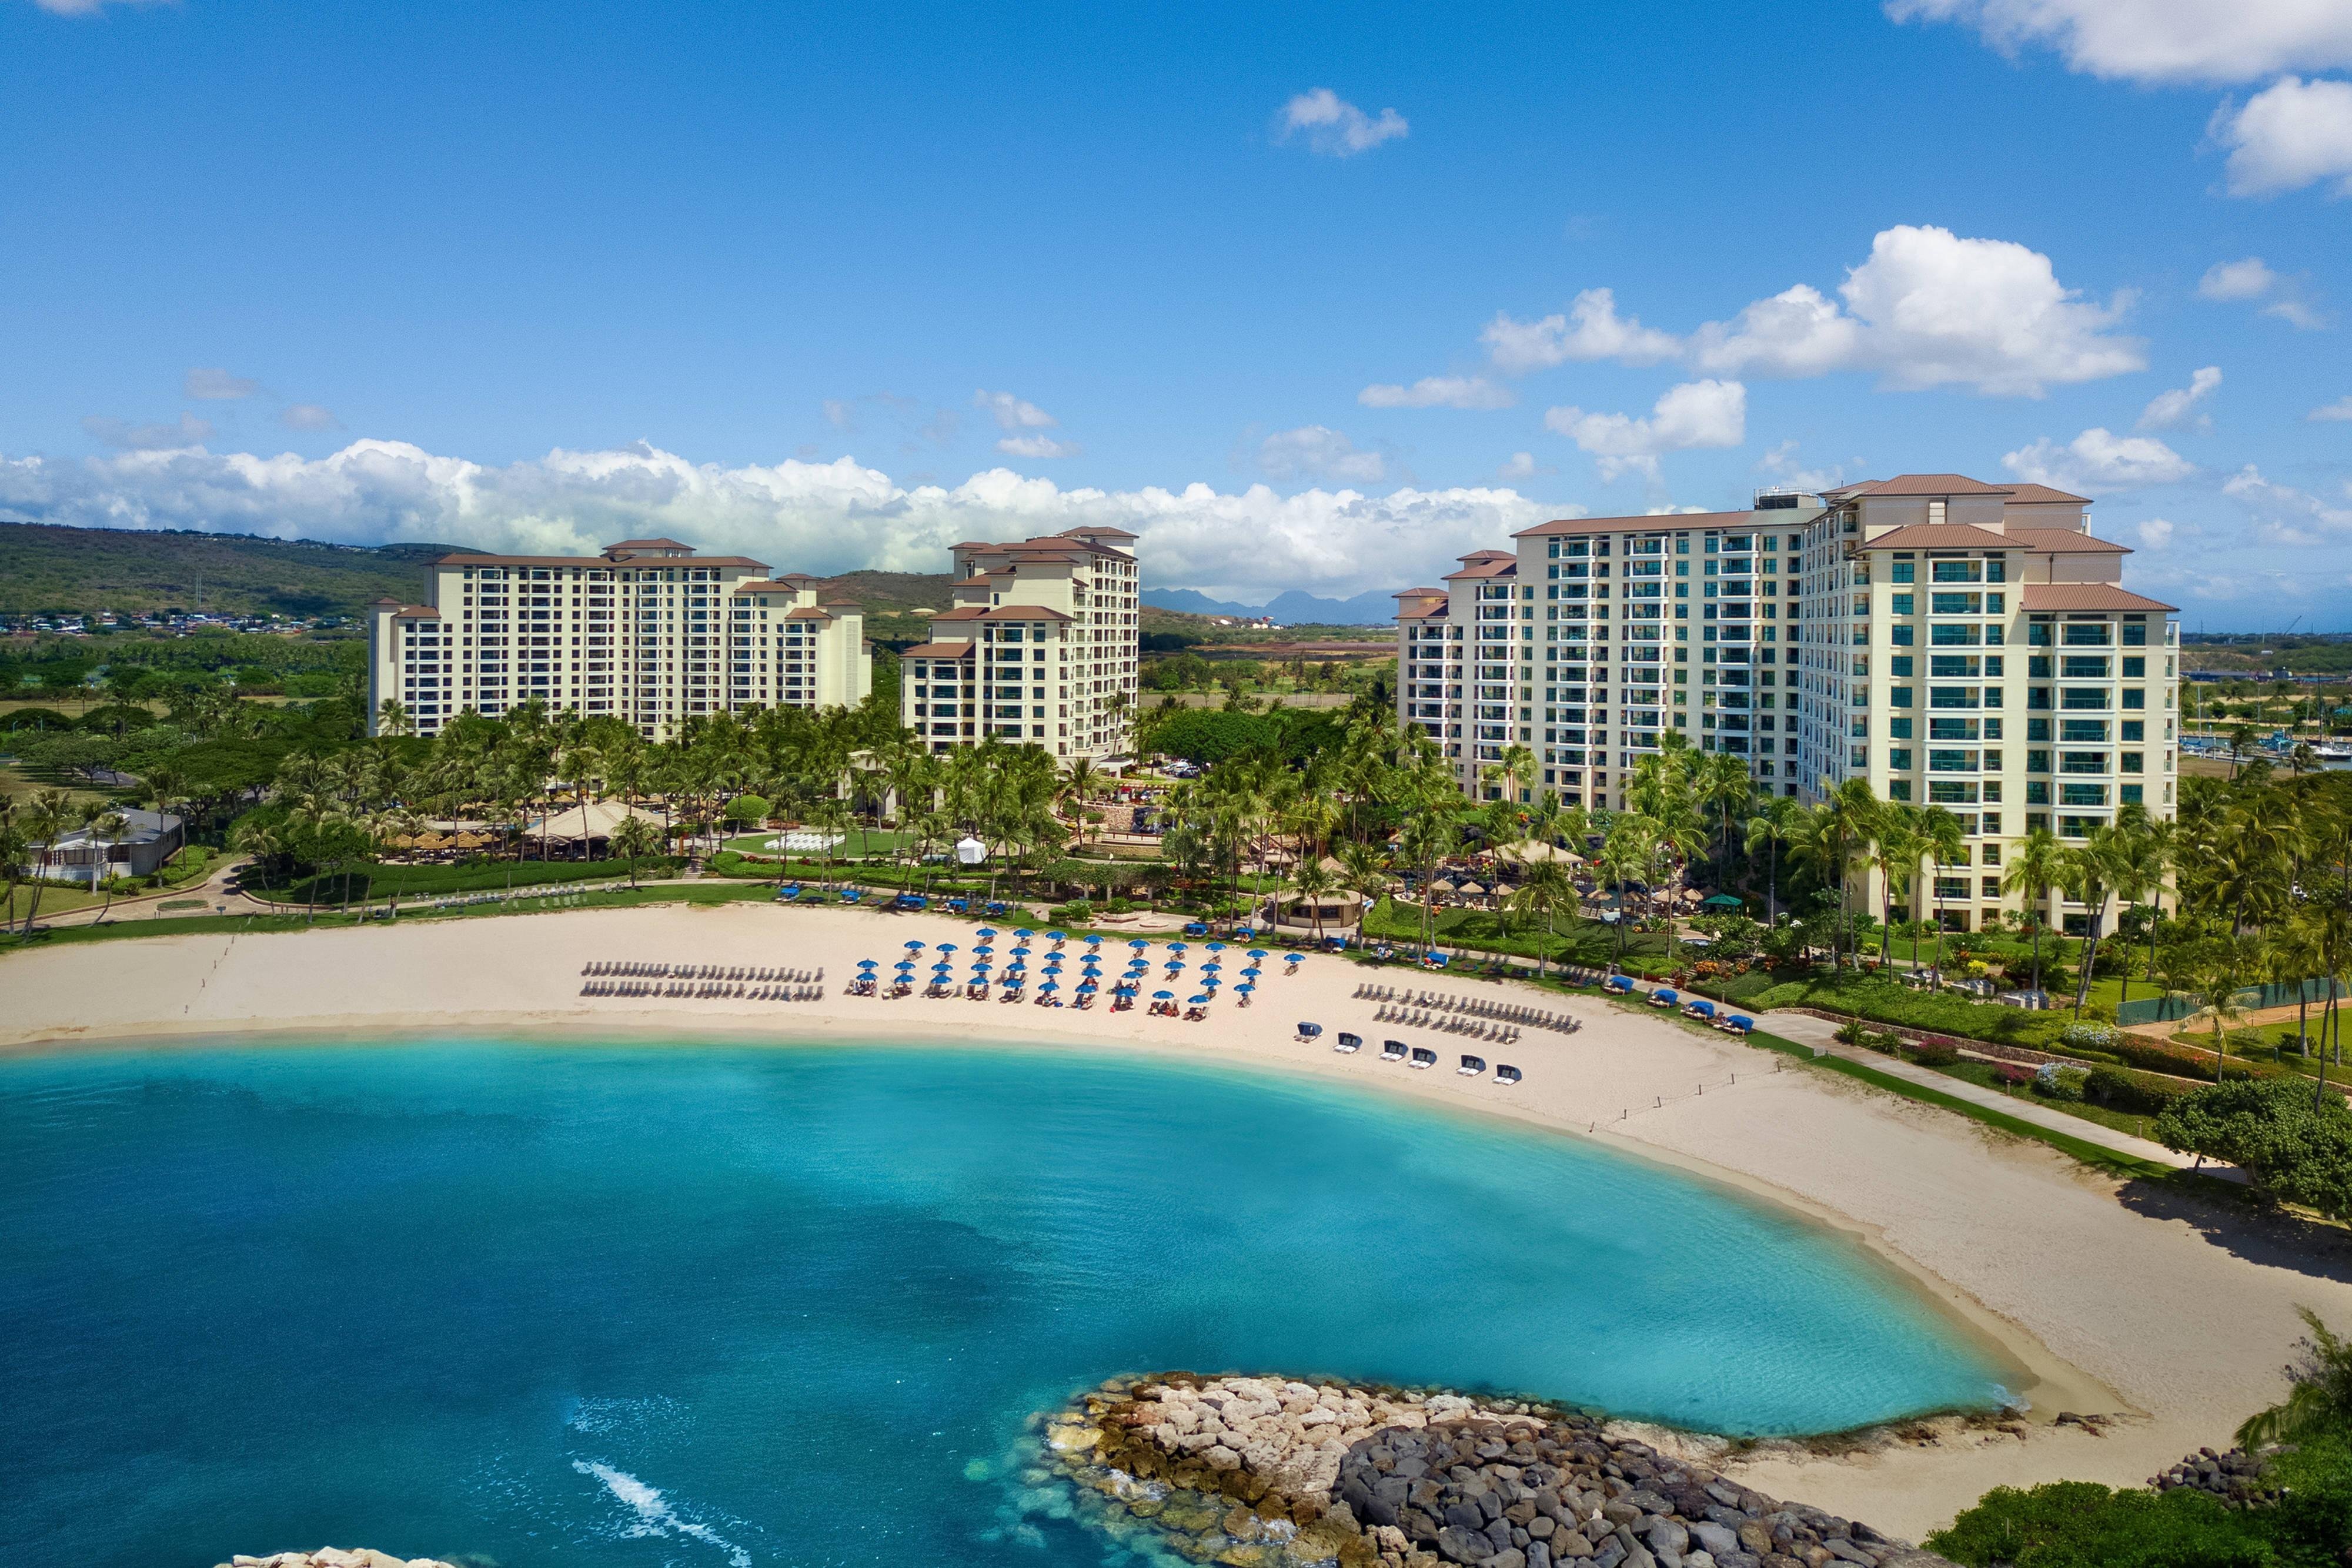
[583,961,821,982]
[1312,1029,1524,1085]
[1370,1006,1525,1042]
[582,980,823,1000]
[1355,984,1579,1035]
[1641,987,1756,1034]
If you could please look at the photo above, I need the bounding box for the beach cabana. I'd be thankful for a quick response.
[1297,1021,1322,1039]
[519,799,667,860]
[1380,1039,1407,1061]
[1496,1064,1523,1085]
[1336,1032,1362,1053]
[1458,1055,1486,1076]
[1649,988,1679,1007]
[1725,1015,1755,1034]
[1685,998,1716,1019]
[1603,975,1633,993]
[1183,922,1208,936]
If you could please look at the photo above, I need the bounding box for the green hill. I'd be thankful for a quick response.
[0,521,483,619]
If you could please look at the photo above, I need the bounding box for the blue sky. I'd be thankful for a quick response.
[2,0,2347,624]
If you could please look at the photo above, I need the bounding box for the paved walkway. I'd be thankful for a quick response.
[1758,1009,2221,1175]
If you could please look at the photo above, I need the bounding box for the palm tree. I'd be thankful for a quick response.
[0,796,24,931]
[232,818,284,899]
[1919,805,1967,978]
[1743,794,1801,927]
[1693,750,1753,881]
[2181,935,2256,1084]
[1869,801,1925,967]
[610,814,659,888]
[376,698,415,738]
[1288,856,1340,944]
[83,807,129,920]
[2000,826,2066,998]
[16,788,72,936]
[2107,814,2174,1015]
[1790,778,1879,972]
[1396,808,1458,960]
[1506,857,1576,977]
[2237,1308,2352,1451]
[1485,742,1536,805]
[1595,815,1657,964]
[2059,825,2124,1016]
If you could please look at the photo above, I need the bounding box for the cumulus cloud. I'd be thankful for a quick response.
[2310,394,2352,420]
[1756,439,1855,492]
[1496,452,1551,482]
[2136,517,2179,549]
[80,412,213,451]
[1885,0,2352,85]
[2224,463,2352,544]
[2194,254,2330,327]
[279,403,340,431]
[1276,88,1409,156]
[1481,289,1680,373]
[2199,256,2277,299]
[974,389,1058,430]
[185,368,259,401]
[1484,228,2139,396]
[1696,225,2143,394]
[2137,365,2223,431]
[1255,425,1386,484]
[1357,375,1514,410]
[995,433,1079,459]
[2003,427,2194,493]
[1543,380,1746,482]
[2212,76,2352,196]
[0,437,1553,603]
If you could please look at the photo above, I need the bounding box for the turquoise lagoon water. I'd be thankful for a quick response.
[1,1042,2010,1568]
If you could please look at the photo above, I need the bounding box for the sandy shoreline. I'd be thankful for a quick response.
[6,900,2347,1538]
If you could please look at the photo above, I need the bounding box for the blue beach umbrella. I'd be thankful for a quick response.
[1078,979,1098,992]
[1207,941,1227,952]
[1202,959,1222,971]
[1014,928,1034,940]
[1046,930,1066,942]
[904,940,925,951]
[1188,995,1209,1007]
[1128,938,1148,951]
[1040,981,1059,992]
[1152,991,1174,1001]
[1168,941,1188,954]
[1084,934,1102,947]
[856,958,878,969]
[1237,982,1255,994]
[1247,950,1269,960]
[973,959,993,971]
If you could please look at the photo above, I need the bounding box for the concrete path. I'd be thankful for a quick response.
[1758,1009,2218,1175]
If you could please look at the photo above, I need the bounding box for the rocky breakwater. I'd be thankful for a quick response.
[1040,1373,1957,1568]
[216,1552,458,1568]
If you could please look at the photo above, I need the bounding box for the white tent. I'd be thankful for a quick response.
[524,799,666,845]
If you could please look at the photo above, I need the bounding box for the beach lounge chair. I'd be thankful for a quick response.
[1380,1039,1407,1061]
[1496,1064,1522,1085]
[1409,1047,1438,1069]
[1335,1032,1362,1054]
[1458,1054,1486,1075]
[1726,1014,1755,1034]
[1683,999,1716,1020]
[1297,1022,1323,1040]
[1603,975,1632,993]
[1648,988,1678,1008]
[947,897,968,913]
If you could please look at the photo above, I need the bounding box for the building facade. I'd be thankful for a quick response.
[367,537,870,740]
[1394,474,2179,931]
[900,527,1141,761]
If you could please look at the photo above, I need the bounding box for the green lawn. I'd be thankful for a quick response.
[721,827,915,858]
[1361,897,1668,969]
[1908,1055,2164,1141]
[274,855,687,905]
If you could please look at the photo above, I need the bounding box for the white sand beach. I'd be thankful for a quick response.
[4,900,2343,1539]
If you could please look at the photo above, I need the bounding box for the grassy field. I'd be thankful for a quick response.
[1362,896,1668,969]
[720,827,916,857]
[272,855,689,905]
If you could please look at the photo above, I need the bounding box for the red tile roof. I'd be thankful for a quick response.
[904,640,976,659]
[1825,474,2013,498]
[2020,584,2176,612]
[2000,483,2092,506]
[2004,527,2129,554]
[1857,524,2016,550]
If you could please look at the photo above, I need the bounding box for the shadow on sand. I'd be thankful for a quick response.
[2119,1175,2352,1283]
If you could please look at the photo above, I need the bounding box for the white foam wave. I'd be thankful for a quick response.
[573,1459,753,1567]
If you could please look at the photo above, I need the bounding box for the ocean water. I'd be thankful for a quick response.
[0,1042,2010,1568]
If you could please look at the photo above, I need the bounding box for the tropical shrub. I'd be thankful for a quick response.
[2063,1021,2122,1052]
[1925,1480,2270,1568]
[2083,1065,2201,1116]
[2035,1062,2090,1101]
[2158,1079,2352,1218]
[1906,1040,1962,1068]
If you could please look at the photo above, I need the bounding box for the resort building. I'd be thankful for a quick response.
[1394,474,2179,931]
[900,527,1141,761]
[367,537,871,740]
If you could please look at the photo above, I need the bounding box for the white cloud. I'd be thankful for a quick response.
[2137,365,2223,431]
[2224,463,2352,543]
[1491,228,2139,396]
[1885,0,2352,85]
[279,403,340,431]
[1357,375,1514,410]
[2199,256,2278,299]
[2213,76,2352,196]
[1756,439,1855,492]
[1697,225,2143,394]
[2137,517,2179,549]
[995,433,1078,459]
[821,398,854,429]
[1543,379,1746,482]
[185,368,259,401]
[0,437,1555,603]
[2310,394,2352,420]
[974,389,1058,430]
[1481,288,1679,373]
[1276,88,1409,156]
[1496,452,1550,482]
[2003,427,2194,493]
[1255,425,1386,484]
[80,412,212,451]
[2193,254,2330,327]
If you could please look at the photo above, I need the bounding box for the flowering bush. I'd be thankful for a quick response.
[2062,1021,2120,1052]
[1994,1062,2037,1087]
[2034,1062,2089,1101]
